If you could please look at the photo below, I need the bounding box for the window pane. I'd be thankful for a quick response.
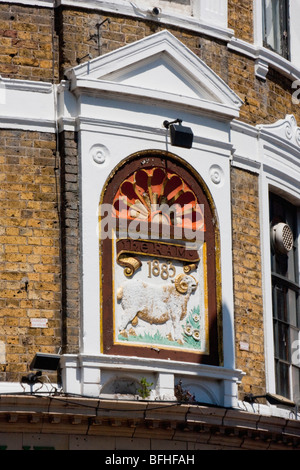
[275,360,290,398]
[292,367,300,406]
[274,321,290,361]
[288,290,298,327]
[263,0,289,58]
[273,283,288,322]
[273,253,288,277]
[264,0,281,51]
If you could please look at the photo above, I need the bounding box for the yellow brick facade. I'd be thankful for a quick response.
[231,168,265,397]
[0,130,61,381]
[0,1,298,389]
[0,4,58,81]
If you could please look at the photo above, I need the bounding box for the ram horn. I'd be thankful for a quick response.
[174,273,198,293]
[173,273,194,294]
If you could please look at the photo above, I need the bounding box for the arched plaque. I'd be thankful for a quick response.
[99,151,221,365]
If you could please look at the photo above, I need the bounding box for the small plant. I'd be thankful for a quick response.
[137,377,153,399]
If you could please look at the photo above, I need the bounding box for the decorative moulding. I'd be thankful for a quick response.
[255,58,269,81]
[66,30,243,121]
[231,115,300,197]
[0,76,53,94]
[257,114,300,149]
[0,76,56,132]
[60,353,245,407]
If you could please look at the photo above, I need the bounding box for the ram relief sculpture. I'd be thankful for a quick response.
[116,273,199,345]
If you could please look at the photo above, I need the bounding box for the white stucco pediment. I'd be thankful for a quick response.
[65,30,242,120]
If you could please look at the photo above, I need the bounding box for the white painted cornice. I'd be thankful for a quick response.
[0,0,233,41]
[0,0,53,6]
[0,77,53,94]
[0,76,55,132]
[228,37,300,81]
[60,0,234,42]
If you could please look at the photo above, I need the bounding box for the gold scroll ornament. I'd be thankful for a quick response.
[183,263,197,273]
[117,253,142,277]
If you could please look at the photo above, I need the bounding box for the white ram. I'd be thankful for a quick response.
[116,273,198,342]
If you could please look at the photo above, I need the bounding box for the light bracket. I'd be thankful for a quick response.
[163,119,193,149]
[30,353,61,372]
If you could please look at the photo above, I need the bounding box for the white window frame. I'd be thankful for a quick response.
[253,0,300,69]
[262,0,289,59]
[269,191,300,402]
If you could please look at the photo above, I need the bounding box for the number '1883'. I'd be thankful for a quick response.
[147,259,176,280]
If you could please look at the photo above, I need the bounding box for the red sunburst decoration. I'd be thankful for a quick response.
[112,168,205,232]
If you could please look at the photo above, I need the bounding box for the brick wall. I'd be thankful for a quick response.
[54,6,300,128]
[228,52,300,126]
[0,130,61,382]
[59,131,80,355]
[0,3,58,81]
[228,0,254,42]
[231,167,265,398]
[55,8,163,79]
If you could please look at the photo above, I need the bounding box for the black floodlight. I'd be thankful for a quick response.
[163,119,194,149]
[30,353,61,372]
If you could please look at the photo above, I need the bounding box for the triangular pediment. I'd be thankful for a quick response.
[99,53,217,102]
[66,30,242,119]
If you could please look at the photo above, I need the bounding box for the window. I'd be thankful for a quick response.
[270,193,300,402]
[262,0,290,58]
